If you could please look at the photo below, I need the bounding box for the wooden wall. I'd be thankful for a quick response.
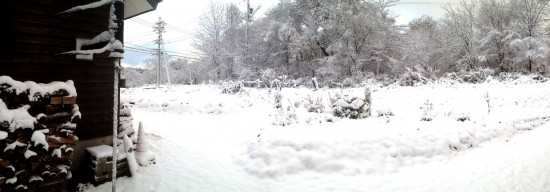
[0,0,116,140]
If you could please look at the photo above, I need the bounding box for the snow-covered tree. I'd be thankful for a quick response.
[194,1,228,81]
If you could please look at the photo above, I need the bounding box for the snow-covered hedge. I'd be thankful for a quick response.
[332,87,372,119]
[443,68,495,84]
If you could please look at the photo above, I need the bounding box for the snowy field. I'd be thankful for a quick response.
[84,77,550,192]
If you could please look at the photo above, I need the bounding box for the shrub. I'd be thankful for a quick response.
[420,100,435,121]
[342,78,354,88]
[221,81,242,94]
[304,95,324,113]
[332,87,372,119]
[444,68,496,84]
[398,67,431,86]
[377,109,394,117]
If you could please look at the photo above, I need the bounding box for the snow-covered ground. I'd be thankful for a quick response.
[83,77,550,192]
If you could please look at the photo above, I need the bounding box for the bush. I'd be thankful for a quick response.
[221,81,242,94]
[398,67,431,86]
[332,87,372,119]
[444,68,496,84]
[332,98,369,119]
[342,78,354,88]
[272,91,298,126]
[304,95,325,113]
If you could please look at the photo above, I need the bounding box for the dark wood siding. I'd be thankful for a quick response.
[0,0,116,140]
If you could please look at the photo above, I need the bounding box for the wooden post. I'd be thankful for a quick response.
[110,0,124,191]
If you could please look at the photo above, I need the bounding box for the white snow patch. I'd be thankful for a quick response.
[72,104,82,121]
[4,140,26,152]
[0,76,77,100]
[123,135,139,175]
[0,131,7,140]
[83,80,550,192]
[82,31,111,46]
[24,150,37,159]
[58,165,69,174]
[15,185,27,190]
[30,175,43,182]
[6,177,16,184]
[31,131,49,150]
[51,148,62,158]
[86,145,113,159]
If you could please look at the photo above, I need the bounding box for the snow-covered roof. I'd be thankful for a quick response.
[124,0,162,20]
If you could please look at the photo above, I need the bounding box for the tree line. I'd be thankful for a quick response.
[124,0,550,86]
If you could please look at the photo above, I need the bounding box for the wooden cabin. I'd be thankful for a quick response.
[0,0,161,190]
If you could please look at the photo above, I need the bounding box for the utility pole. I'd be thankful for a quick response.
[154,17,166,88]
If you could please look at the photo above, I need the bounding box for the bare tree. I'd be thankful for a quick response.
[194,1,227,81]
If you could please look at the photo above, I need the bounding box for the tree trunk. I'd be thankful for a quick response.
[315,39,329,56]
[529,58,533,72]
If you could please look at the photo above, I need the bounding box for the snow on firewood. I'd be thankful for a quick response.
[120,108,132,116]
[41,171,50,177]
[66,170,72,179]
[31,131,49,150]
[37,129,49,134]
[72,104,82,121]
[0,102,36,132]
[4,140,26,152]
[6,177,16,184]
[0,101,12,124]
[15,185,27,190]
[24,150,37,159]
[0,131,7,140]
[51,148,62,158]
[118,125,135,139]
[11,105,36,131]
[6,166,14,173]
[58,165,69,174]
[29,175,42,182]
[0,76,77,100]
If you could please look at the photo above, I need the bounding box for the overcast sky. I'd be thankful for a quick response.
[122,0,459,67]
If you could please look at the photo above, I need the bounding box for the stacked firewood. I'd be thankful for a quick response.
[118,103,135,140]
[83,145,130,185]
[0,79,79,192]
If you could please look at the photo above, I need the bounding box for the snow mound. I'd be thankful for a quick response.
[242,115,550,178]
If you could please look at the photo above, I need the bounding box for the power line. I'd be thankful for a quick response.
[133,17,155,26]
[126,46,201,59]
[164,36,194,44]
